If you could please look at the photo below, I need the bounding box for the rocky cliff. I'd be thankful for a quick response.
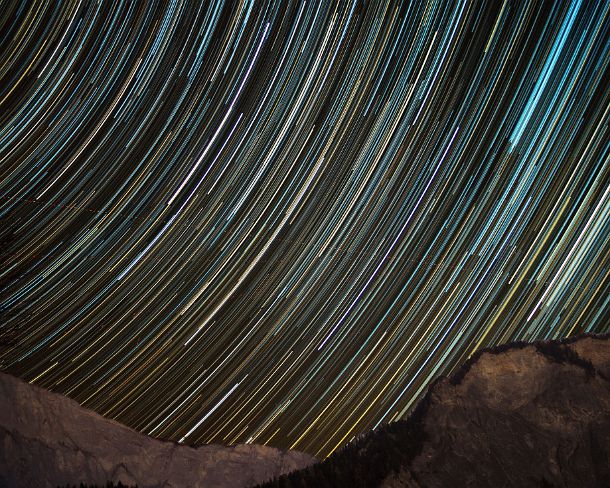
[260,334,610,487]
[0,373,316,488]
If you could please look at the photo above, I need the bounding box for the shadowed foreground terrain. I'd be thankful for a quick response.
[259,334,610,488]
[1,334,608,487]
[0,373,315,488]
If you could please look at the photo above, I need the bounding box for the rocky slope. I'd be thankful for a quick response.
[260,334,610,487]
[0,373,316,488]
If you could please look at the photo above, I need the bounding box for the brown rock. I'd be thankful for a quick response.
[0,372,316,488]
[406,338,610,487]
[260,334,610,488]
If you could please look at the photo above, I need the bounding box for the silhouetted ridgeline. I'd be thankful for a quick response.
[3,334,608,487]
[258,334,610,488]
[0,373,316,488]
[449,333,598,385]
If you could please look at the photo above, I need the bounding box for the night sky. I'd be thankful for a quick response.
[0,1,608,458]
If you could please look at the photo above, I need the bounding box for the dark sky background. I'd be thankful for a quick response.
[0,0,608,458]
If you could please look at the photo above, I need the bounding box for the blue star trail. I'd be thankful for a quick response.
[0,0,608,458]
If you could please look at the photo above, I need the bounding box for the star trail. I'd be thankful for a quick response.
[0,1,608,458]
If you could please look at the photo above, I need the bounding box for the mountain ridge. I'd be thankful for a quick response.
[259,333,610,487]
[0,371,316,488]
[2,334,608,487]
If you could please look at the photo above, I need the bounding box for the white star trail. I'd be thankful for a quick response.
[0,0,608,458]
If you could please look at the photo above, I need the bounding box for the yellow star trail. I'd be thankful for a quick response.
[0,0,608,459]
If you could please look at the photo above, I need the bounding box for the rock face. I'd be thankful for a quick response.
[0,373,316,488]
[260,334,610,487]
